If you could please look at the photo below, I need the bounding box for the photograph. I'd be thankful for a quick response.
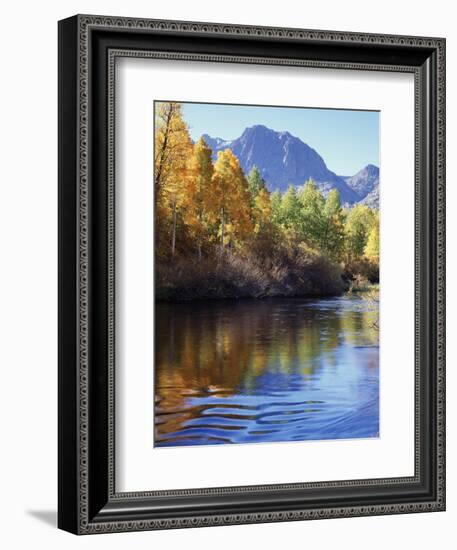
[154,100,380,447]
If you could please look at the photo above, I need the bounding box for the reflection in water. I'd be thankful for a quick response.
[155,295,379,446]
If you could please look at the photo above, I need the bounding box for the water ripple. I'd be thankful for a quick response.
[154,296,379,446]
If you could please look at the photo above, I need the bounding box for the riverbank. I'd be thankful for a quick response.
[156,249,349,301]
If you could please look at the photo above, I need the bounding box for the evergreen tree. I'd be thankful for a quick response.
[345,204,375,261]
[299,179,325,249]
[281,185,302,234]
[247,166,267,200]
[270,190,283,226]
[322,189,346,261]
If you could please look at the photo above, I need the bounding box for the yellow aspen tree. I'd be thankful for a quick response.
[185,137,214,259]
[227,152,253,245]
[253,188,272,234]
[364,212,380,263]
[212,150,234,250]
[211,149,253,251]
[154,102,193,256]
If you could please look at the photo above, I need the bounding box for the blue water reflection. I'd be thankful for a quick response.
[155,295,379,446]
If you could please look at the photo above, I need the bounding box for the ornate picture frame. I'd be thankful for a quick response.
[58,14,445,534]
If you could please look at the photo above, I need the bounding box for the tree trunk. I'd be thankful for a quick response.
[220,207,225,253]
[155,104,174,192]
[171,200,177,256]
[197,209,203,261]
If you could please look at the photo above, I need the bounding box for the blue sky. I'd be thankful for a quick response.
[182,102,379,177]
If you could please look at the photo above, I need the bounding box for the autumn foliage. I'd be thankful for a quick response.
[154,102,379,300]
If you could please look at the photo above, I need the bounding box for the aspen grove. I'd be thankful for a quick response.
[155,102,379,300]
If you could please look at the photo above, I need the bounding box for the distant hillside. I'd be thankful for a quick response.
[344,164,380,208]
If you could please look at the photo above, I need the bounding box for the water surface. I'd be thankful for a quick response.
[154,295,379,447]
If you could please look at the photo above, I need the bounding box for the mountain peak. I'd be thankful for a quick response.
[242,124,275,136]
[345,164,380,207]
[201,133,232,151]
[244,125,297,140]
[363,163,379,174]
[202,125,364,204]
[278,130,292,138]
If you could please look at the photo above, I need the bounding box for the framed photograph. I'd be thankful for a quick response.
[58,14,446,534]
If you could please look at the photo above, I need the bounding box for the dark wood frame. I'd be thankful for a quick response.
[58,14,446,534]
